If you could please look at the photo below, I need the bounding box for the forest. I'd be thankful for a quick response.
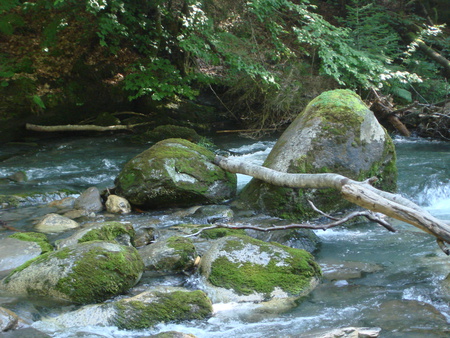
[1,0,450,140]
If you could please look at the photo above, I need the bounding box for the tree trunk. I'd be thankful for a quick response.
[214,155,450,251]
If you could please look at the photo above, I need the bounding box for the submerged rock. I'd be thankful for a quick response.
[41,287,212,330]
[199,235,321,303]
[114,138,237,209]
[0,241,144,304]
[238,89,397,219]
[0,306,23,332]
[301,327,381,338]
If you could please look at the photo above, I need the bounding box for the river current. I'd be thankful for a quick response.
[0,134,449,337]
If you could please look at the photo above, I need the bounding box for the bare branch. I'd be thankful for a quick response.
[185,203,396,238]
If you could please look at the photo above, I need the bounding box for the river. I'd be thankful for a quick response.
[0,134,449,337]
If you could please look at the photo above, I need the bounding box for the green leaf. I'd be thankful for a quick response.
[32,95,46,109]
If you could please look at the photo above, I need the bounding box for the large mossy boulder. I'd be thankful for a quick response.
[199,235,321,303]
[41,287,213,330]
[238,89,397,219]
[114,138,237,209]
[0,241,144,304]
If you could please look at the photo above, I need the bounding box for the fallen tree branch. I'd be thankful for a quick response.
[186,204,395,238]
[214,155,450,254]
[25,122,152,133]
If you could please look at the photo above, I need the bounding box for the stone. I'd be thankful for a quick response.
[105,194,131,214]
[0,235,49,274]
[237,89,397,219]
[47,196,76,209]
[35,213,80,233]
[138,236,197,272]
[40,287,212,330]
[199,235,321,303]
[0,241,144,304]
[73,187,103,212]
[114,138,237,209]
[56,221,136,249]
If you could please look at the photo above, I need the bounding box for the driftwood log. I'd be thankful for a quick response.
[214,155,450,254]
[25,122,152,132]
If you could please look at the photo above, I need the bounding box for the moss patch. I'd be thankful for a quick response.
[114,290,212,329]
[78,222,136,245]
[115,138,236,208]
[162,236,196,271]
[207,236,321,298]
[8,232,53,253]
[55,244,144,304]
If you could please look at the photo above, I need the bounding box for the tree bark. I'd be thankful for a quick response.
[214,155,450,251]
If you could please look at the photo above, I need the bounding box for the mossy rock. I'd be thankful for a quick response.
[93,112,121,126]
[44,287,213,330]
[113,289,213,329]
[114,138,237,209]
[56,221,136,249]
[139,236,197,272]
[136,124,202,143]
[200,235,321,303]
[238,89,397,219]
[8,232,53,254]
[0,195,25,209]
[1,241,144,304]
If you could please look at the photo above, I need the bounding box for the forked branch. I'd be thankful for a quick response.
[186,201,396,238]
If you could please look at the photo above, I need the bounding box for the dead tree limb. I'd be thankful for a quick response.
[25,122,152,133]
[214,155,450,253]
[415,39,450,78]
[186,206,395,238]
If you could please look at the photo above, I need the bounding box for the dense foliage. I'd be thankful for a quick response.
[1,0,449,131]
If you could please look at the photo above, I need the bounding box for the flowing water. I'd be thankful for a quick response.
[0,134,449,337]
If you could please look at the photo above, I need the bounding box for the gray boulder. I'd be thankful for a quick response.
[0,233,52,275]
[238,89,397,219]
[0,241,144,304]
[74,187,103,213]
[199,235,321,304]
[114,138,237,209]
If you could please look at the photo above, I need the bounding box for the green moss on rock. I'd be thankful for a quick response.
[8,232,53,253]
[115,138,237,208]
[78,222,136,245]
[114,290,213,329]
[238,89,397,219]
[55,243,144,304]
[203,235,321,299]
